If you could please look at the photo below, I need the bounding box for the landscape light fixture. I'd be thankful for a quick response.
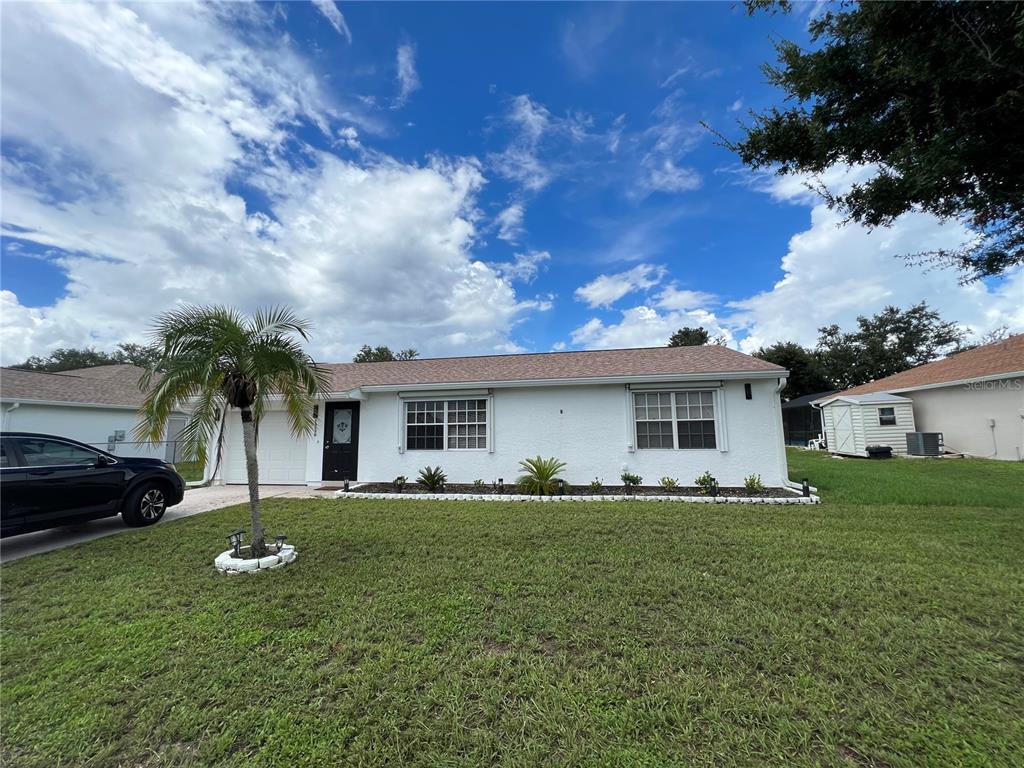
[274,534,288,552]
[498,478,504,492]
[802,479,810,498]
[558,479,565,496]
[710,480,719,498]
[227,529,245,557]
[343,479,350,492]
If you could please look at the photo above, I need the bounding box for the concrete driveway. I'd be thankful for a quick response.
[0,485,324,564]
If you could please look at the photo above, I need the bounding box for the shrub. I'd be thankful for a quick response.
[694,471,718,495]
[659,476,679,489]
[621,471,642,488]
[517,456,568,496]
[744,473,765,492]
[472,478,485,489]
[589,478,603,491]
[393,475,407,491]
[417,466,447,492]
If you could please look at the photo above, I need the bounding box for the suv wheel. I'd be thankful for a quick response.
[123,483,168,527]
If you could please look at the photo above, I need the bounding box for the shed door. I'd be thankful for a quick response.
[832,405,855,453]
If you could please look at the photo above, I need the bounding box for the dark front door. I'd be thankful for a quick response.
[322,402,359,481]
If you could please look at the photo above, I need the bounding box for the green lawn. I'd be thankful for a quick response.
[2,451,1022,767]
[174,460,204,483]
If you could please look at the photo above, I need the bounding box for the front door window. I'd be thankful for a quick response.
[332,409,352,445]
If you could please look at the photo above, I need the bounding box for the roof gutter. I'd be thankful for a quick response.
[877,370,1024,394]
[0,397,145,411]
[353,369,785,395]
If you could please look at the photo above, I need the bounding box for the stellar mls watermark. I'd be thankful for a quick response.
[963,379,1022,391]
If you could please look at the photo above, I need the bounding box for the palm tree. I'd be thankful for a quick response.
[135,306,330,557]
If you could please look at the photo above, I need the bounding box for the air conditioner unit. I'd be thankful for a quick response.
[906,432,943,456]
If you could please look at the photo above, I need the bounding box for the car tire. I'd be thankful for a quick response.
[122,482,169,527]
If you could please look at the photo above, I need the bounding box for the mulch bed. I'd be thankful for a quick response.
[351,483,796,499]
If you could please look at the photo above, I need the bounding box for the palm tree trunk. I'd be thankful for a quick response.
[240,407,266,557]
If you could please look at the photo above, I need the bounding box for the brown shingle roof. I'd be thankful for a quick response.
[0,365,150,407]
[836,334,1024,397]
[321,345,783,392]
[0,346,783,406]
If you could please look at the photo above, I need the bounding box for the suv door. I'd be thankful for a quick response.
[0,439,27,535]
[13,437,127,528]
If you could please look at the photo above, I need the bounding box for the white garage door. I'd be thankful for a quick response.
[223,411,308,485]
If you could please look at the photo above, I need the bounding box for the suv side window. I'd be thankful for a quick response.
[0,441,10,468]
[15,438,98,467]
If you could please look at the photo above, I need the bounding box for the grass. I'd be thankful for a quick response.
[174,460,204,483]
[1,450,1022,767]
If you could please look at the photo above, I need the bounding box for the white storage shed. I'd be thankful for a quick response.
[815,392,916,457]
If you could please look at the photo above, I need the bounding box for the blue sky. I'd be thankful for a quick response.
[1,1,1021,364]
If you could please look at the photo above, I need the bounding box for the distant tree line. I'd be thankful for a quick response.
[352,345,419,363]
[666,302,1005,400]
[13,343,163,372]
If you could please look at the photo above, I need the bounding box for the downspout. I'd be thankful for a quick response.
[775,378,816,493]
[772,377,794,489]
[2,402,20,430]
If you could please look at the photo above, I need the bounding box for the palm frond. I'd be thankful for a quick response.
[251,306,313,342]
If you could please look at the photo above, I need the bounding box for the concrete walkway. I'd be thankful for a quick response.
[0,485,323,564]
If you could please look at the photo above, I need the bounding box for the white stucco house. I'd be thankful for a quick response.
[207,345,796,488]
[815,334,1024,461]
[0,365,187,460]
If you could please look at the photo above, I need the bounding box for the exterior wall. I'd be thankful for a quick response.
[0,402,182,459]
[906,378,1024,461]
[860,402,915,455]
[352,379,788,487]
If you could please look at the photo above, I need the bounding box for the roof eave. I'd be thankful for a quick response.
[353,369,785,394]
[0,397,144,410]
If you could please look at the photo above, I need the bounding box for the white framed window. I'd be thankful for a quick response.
[634,390,717,450]
[405,398,488,451]
[878,407,896,426]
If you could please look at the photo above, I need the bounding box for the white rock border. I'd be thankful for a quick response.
[334,490,819,505]
[214,544,298,575]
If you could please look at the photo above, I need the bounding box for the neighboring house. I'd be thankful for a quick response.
[815,335,1024,461]
[0,365,187,460]
[781,390,838,446]
[207,345,795,488]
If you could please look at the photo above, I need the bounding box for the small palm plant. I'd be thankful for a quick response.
[517,456,567,496]
[134,306,330,557]
[417,466,447,492]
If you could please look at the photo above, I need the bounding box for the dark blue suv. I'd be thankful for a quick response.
[0,432,185,537]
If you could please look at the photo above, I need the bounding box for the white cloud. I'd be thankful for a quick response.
[570,305,734,349]
[393,43,420,108]
[312,0,352,43]
[560,6,624,78]
[496,250,550,284]
[567,163,1024,353]
[632,89,703,198]
[488,95,557,192]
[654,286,717,311]
[729,204,1024,352]
[495,202,525,242]
[0,3,544,365]
[575,264,666,308]
[726,165,1024,351]
[643,159,702,194]
[728,98,743,112]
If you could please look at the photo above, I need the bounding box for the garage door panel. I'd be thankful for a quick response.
[222,412,308,485]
